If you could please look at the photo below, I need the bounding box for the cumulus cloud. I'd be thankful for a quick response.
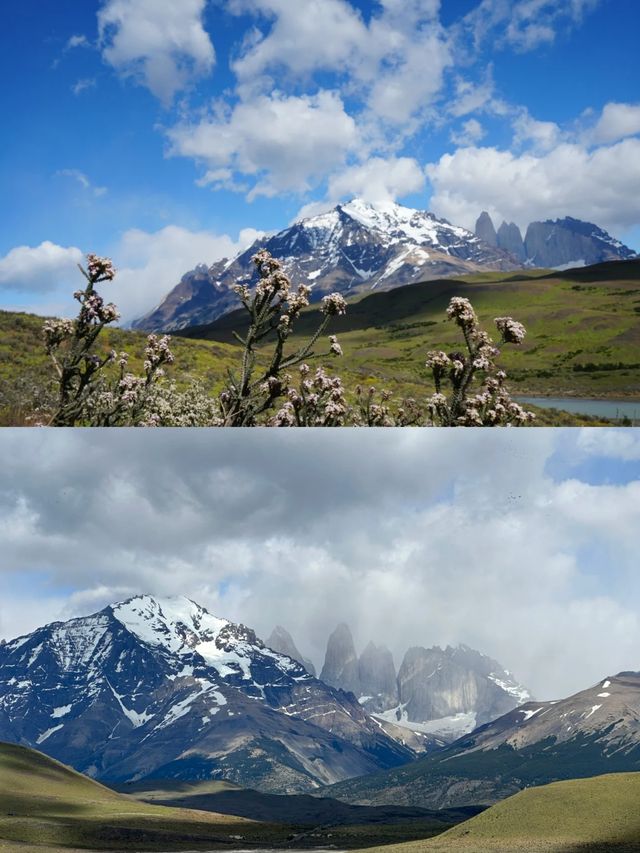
[229,0,367,87]
[98,0,215,104]
[426,137,640,234]
[295,156,426,221]
[0,242,83,294]
[167,91,358,200]
[512,109,563,152]
[590,102,640,145]
[109,224,263,322]
[1,429,639,701]
[450,118,485,146]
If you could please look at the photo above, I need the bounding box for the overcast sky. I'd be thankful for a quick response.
[1,0,639,321]
[2,428,640,700]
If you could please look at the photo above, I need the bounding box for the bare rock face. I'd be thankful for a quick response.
[320,623,361,695]
[475,211,498,247]
[497,221,526,262]
[358,642,398,712]
[266,626,316,676]
[396,645,530,728]
[524,217,637,268]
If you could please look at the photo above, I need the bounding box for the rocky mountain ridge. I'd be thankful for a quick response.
[315,624,530,742]
[0,596,413,793]
[474,211,636,269]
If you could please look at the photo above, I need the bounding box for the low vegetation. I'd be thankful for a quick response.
[1,257,638,426]
[362,772,640,853]
[0,742,475,851]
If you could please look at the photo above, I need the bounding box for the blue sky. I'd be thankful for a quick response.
[1,427,639,699]
[1,0,640,322]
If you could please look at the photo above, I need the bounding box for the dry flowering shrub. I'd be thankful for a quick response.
[43,255,187,426]
[351,386,425,427]
[269,364,349,426]
[424,297,535,426]
[219,249,347,426]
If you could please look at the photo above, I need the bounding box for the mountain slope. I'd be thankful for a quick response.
[362,772,640,853]
[0,740,287,850]
[133,199,521,332]
[322,672,640,809]
[0,596,413,794]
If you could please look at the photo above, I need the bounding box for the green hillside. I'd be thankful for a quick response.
[0,741,285,850]
[185,259,640,405]
[0,742,474,851]
[362,772,640,853]
[2,259,639,425]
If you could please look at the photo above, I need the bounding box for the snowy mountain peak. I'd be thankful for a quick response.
[132,198,522,332]
[111,595,229,654]
[0,597,413,792]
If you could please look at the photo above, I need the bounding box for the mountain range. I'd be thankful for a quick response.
[132,199,636,332]
[317,623,530,742]
[475,210,636,269]
[0,596,412,793]
[323,671,640,809]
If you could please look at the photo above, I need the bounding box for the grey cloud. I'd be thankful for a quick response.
[1,428,639,703]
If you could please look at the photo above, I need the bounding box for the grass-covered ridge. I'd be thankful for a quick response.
[362,772,640,853]
[0,742,478,851]
[0,741,284,850]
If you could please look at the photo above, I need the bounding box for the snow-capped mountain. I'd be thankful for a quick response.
[132,199,521,332]
[324,671,640,809]
[317,625,530,744]
[0,596,413,793]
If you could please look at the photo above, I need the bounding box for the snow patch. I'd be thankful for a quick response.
[520,707,543,722]
[37,725,64,744]
[51,704,72,718]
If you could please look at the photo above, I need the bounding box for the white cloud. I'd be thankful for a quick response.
[98,0,215,104]
[229,0,451,128]
[66,34,90,50]
[168,91,359,199]
[426,138,640,233]
[450,118,485,146]
[295,156,426,220]
[71,78,97,96]
[591,102,640,145]
[463,0,602,53]
[0,242,83,294]
[230,0,367,87]
[109,224,262,322]
[512,109,562,152]
[327,157,426,202]
[576,429,640,462]
[56,169,107,197]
